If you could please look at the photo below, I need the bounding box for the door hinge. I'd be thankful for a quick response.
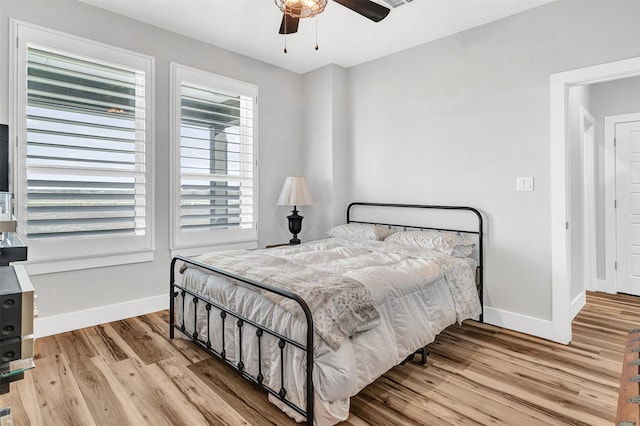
[614,200,617,208]
[615,261,618,271]
[614,137,616,147]
[565,221,569,230]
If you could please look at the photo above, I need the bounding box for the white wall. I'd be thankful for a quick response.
[346,0,640,337]
[591,76,640,119]
[301,64,350,242]
[0,0,303,335]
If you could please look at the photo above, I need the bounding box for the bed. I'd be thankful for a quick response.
[169,202,484,425]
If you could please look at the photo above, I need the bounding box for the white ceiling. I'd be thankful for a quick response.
[77,0,553,74]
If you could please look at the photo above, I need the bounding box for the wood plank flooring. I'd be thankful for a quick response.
[0,291,633,425]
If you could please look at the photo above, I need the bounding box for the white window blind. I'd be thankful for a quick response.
[26,47,147,239]
[171,64,257,250]
[12,21,154,273]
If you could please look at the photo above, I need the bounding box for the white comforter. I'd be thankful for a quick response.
[176,238,481,425]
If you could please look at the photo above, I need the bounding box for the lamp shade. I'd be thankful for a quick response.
[276,176,314,206]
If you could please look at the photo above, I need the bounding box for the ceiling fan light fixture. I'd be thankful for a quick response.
[275,0,328,18]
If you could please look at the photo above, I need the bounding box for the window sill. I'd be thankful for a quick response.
[170,240,257,259]
[20,250,155,276]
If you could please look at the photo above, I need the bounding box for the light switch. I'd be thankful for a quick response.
[516,176,534,192]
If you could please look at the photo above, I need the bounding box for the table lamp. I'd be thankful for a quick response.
[276,176,314,245]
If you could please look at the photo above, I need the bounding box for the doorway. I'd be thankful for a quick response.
[550,56,640,344]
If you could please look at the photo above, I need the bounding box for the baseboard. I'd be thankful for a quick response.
[570,292,586,320]
[483,306,554,341]
[35,297,558,342]
[34,294,168,338]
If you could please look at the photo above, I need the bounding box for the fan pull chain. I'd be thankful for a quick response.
[284,10,288,54]
[315,16,319,51]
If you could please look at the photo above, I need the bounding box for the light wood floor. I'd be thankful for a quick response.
[0,291,633,425]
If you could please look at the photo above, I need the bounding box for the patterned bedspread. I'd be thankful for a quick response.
[193,249,380,351]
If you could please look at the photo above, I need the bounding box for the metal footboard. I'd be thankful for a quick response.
[169,255,315,425]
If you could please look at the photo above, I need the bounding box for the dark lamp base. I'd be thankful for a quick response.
[289,237,301,245]
[287,206,304,245]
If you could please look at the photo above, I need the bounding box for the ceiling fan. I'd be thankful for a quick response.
[275,0,391,35]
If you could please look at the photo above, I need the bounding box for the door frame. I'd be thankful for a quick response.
[550,56,640,344]
[580,106,596,295]
[605,113,640,294]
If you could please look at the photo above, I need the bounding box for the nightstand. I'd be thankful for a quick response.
[265,243,291,249]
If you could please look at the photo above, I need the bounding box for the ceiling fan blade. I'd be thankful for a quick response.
[279,14,300,34]
[332,0,390,22]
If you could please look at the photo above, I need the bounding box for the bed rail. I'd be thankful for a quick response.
[170,255,315,425]
[347,202,484,322]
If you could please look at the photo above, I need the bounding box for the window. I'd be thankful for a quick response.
[170,64,257,252]
[12,21,154,273]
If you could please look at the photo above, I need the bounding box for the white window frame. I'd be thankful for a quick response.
[10,20,155,275]
[170,63,258,256]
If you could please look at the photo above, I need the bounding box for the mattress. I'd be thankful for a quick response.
[175,237,481,425]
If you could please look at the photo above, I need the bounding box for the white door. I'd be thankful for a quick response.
[616,120,640,296]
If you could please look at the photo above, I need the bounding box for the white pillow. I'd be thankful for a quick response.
[327,223,395,241]
[384,230,475,257]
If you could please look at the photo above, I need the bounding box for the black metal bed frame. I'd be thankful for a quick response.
[169,202,484,425]
[346,202,484,320]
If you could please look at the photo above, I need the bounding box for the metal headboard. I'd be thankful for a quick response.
[346,202,484,322]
